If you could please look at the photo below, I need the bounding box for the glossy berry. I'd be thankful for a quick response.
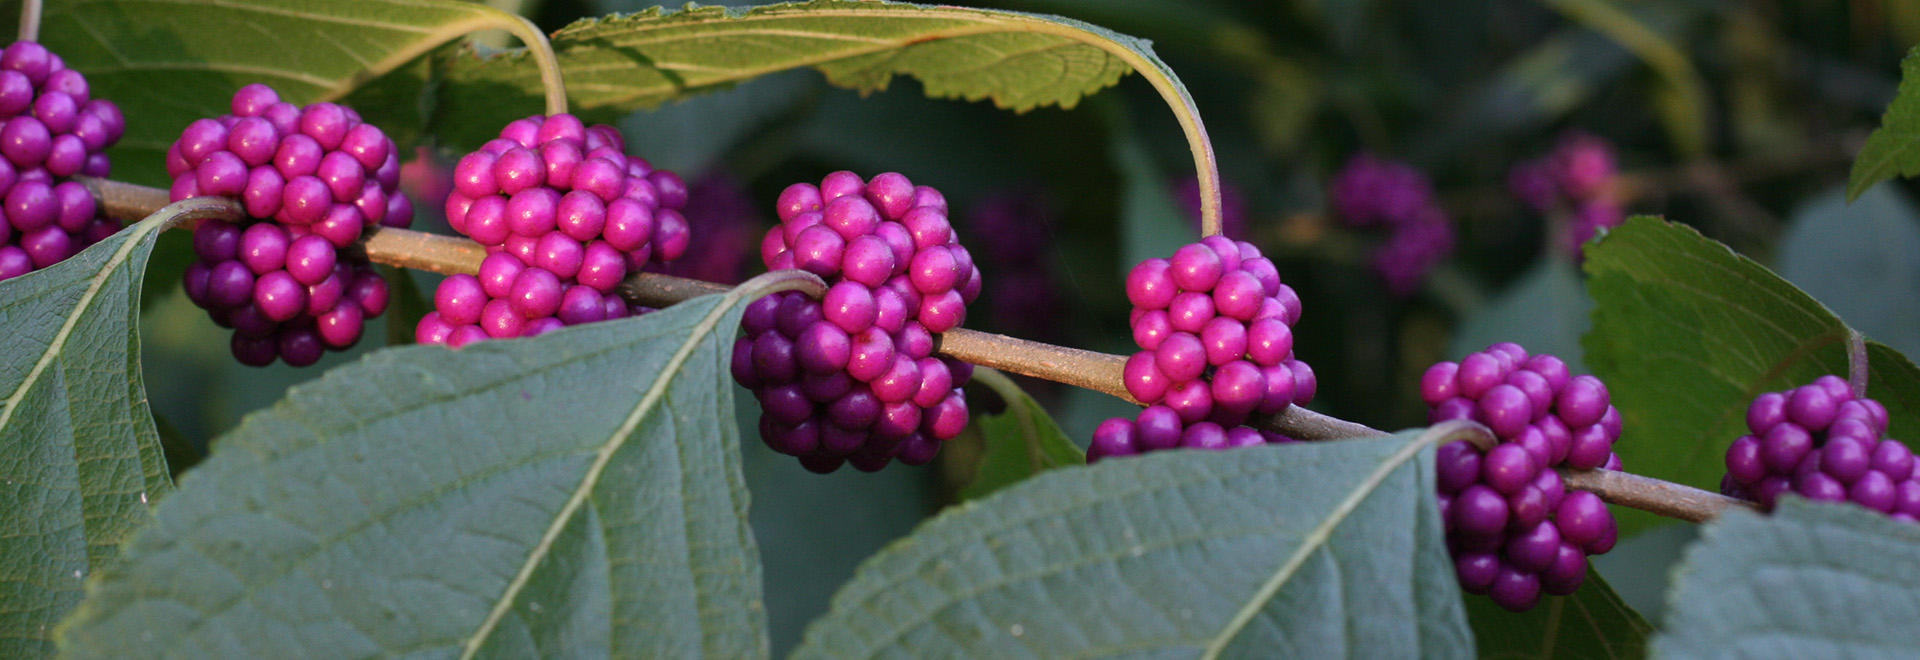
[732,172,976,473]
[1424,343,1623,611]
[169,84,407,366]
[1721,375,1919,523]
[0,41,126,280]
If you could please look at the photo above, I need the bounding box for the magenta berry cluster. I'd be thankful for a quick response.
[0,41,126,280]
[1508,132,1624,257]
[1087,236,1313,462]
[1326,154,1455,297]
[418,114,690,347]
[1720,375,1920,521]
[1424,343,1621,611]
[730,171,978,473]
[170,84,406,366]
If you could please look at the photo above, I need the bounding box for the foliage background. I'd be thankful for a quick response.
[33,0,1916,654]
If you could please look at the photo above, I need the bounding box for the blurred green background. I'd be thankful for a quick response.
[128,0,1920,654]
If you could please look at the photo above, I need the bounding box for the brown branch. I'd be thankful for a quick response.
[87,177,1752,524]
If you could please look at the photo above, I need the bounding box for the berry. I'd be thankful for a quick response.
[169,84,408,366]
[1510,133,1626,259]
[1089,238,1312,464]
[1721,376,1919,522]
[418,114,690,346]
[732,172,977,473]
[1424,343,1623,611]
[0,42,124,280]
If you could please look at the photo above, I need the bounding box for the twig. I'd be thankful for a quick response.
[86,177,1752,524]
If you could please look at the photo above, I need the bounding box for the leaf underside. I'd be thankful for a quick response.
[790,429,1472,660]
[431,0,1138,147]
[1652,499,1920,660]
[1581,216,1920,536]
[55,295,769,660]
[0,211,182,660]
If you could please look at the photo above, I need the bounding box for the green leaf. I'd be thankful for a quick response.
[957,369,1085,501]
[1449,256,1593,373]
[40,0,521,185]
[432,0,1150,146]
[1581,216,1920,536]
[1651,499,1920,660]
[1778,185,1920,358]
[55,281,792,660]
[0,202,206,660]
[1467,569,1652,660]
[1848,45,1920,201]
[789,428,1473,659]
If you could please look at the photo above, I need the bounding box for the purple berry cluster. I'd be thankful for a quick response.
[1087,237,1313,462]
[1720,376,1920,521]
[170,84,406,366]
[1508,132,1624,257]
[1425,343,1621,611]
[730,171,978,473]
[967,191,1063,341]
[1326,154,1455,297]
[0,41,125,280]
[418,114,690,347]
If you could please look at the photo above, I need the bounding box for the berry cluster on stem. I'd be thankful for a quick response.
[1722,375,1919,521]
[1425,342,1622,611]
[420,113,689,346]
[730,171,978,473]
[0,40,124,280]
[1089,237,1313,460]
[169,84,405,366]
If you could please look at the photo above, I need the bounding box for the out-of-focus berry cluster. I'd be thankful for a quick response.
[650,172,763,285]
[1721,375,1920,521]
[1425,343,1621,611]
[170,84,404,366]
[1088,237,1313,461]
[1327,154,1455,297]
[731,171,978,473]
[0,41,125,280]
[1508,132,1624,258]
[419,114,688,346]
[967,190,1064,342]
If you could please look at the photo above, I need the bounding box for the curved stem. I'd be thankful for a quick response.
[996,16,1221,236]
[494,13,567,116]
[88,177,1747,524]
[1848,329,1869,399]
[17,0,39,42]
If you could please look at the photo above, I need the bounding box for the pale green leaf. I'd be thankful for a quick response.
[0,203,205,659]
[39,0,517,185]
[56,286,779,660]
[790,428,1473,659]
[432,0,1150,147]
[1651,499,1920,660]
[1582,217,1920,536]
[957,368,1084,501]
[1848,45,1920,201]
